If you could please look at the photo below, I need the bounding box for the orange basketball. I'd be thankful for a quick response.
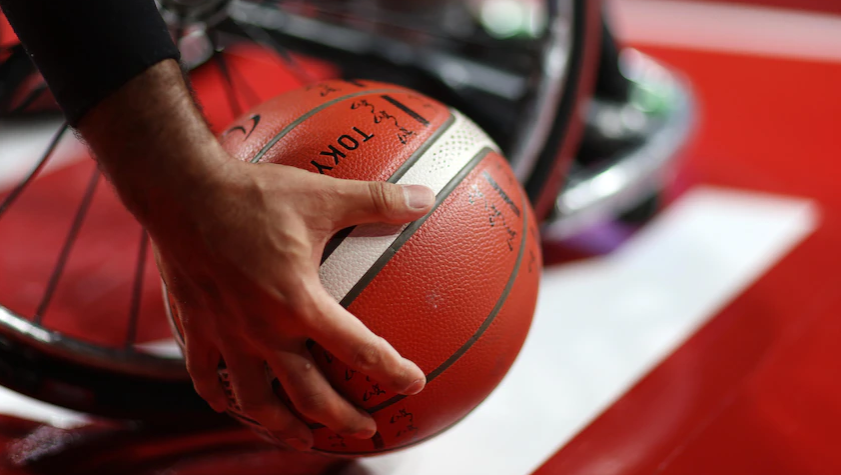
[167,79,542,455]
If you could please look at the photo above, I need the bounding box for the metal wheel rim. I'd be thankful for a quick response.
[0,0,576,381]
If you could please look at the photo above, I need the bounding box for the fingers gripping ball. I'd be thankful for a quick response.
[165,80,542,455]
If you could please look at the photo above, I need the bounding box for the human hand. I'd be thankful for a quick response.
[76,60,432,450]
[152,154,434,450]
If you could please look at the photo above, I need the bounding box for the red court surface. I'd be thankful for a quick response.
[1,0,840,473]
[535,8,841,474]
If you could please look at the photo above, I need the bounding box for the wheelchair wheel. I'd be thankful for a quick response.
[0,0,601,420]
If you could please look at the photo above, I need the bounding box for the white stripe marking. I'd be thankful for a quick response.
[134,338,184,359]
[319,110,499,302]
[355,186,817,475]
[610,0,841,63]
[0,385,89,429]
[0,119,87,191]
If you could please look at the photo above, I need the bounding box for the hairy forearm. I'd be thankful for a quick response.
[77,59,225,230]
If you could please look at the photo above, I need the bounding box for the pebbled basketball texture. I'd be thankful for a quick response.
[166,79,542,455]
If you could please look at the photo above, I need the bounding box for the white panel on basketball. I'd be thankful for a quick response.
[319,109,500,302]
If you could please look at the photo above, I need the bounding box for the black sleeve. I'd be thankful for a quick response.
[0,0,181,126]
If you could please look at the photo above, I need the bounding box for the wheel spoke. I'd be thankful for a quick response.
[0,0,570,388]
[10,84,48,114]
[259,0,504,47]
[124,229,149,349]
[230,17,317,85]
[210,33,244,118]
[33,168,100,324]
[0,122,68,220]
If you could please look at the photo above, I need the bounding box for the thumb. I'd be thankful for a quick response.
[331,180,435,226]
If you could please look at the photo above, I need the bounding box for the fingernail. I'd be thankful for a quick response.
[405,378,426,395]
[352,428,377,440]
[402,185,434,210]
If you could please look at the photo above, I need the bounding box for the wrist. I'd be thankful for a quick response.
[77,59,228,227]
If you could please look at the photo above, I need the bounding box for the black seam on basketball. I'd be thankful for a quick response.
[249,88,411,163]
[357,177,529,417]
[337,146,495,309]
[381,95,430,126]
[319,112,456,265]
[306,147,493,432]
[306,151,521,434]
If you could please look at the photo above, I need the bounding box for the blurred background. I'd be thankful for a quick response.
[0,0,839,473]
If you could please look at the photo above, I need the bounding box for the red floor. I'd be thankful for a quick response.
[3,3,841,475]
[688,0,841,15]
[534,43,841,475]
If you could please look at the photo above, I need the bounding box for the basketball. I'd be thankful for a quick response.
[166,79,542,455]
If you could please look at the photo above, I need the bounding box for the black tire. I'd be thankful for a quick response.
[524,0,603,220]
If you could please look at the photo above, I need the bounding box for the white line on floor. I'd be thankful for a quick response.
[0,118,87,191]
[0,384,89,429]
[356,185,817,475]
[610,0,841,63]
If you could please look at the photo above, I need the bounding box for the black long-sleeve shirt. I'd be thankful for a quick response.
[0,0,180,125]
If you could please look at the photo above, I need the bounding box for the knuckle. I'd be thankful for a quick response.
[367,181,398,217]
[295,391,330,416]
[352,338,385,373]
